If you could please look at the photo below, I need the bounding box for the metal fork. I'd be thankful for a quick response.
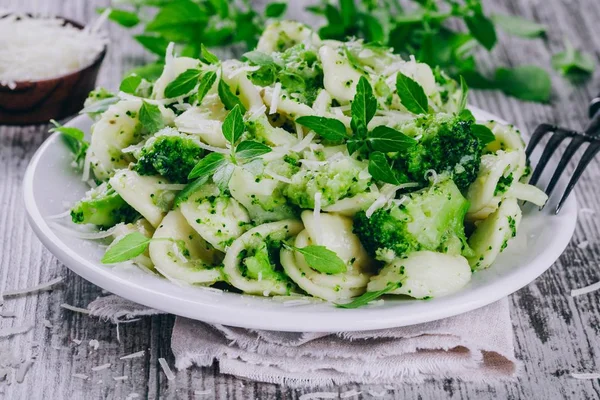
[525,93,600,214]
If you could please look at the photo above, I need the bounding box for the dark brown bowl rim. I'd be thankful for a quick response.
[0,14,108,90]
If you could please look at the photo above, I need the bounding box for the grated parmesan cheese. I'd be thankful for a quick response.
[340,390,361,398]
[0,15,108,85]
[299,392,338,400]
[2,276,63,298]
[194,389,212,396]
[91,363,111,372]
[72,373,89,380]
[269,82,282,114]
[60,303,90,314]
[0,325,33,338]
[158,358,175,380]
[120,350,145,360]
[577,240,590,249]
[113,375,129,381]
[571,372,600,379]
[89,339,100,350]
[571,281,600,297]
[313,191,322,243]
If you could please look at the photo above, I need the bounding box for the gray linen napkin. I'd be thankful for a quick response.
[88,295,516,386]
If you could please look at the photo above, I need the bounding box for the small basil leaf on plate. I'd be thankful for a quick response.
[49,119,84,142]
[119,74,142,95]
[235,140,272,160]
[196,70,217,104]
[200,43,220,64]
[218,78,247,113]
[471,124,496,144]
[336,282,401,309]
[395,71,429,114]
[174,175,209,206]
[494,65,551,103]
[491,14,546,38]
[213,162,235,192]
[101,232,151,264]
[265,2,287,18]
[367,126,416,152]
[134,35,170,56]
[164,69,201,98]
[295,116,349,141]
[188,152,227,180]
[351,76,378,130]
[368,152,402,185]
[285,244,347,274]
[458,75,468,112]
[243,51,277,67]
[222,104,245,144]
[139,101,165,133]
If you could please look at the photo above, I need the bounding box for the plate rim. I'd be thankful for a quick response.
[23,108,578,332]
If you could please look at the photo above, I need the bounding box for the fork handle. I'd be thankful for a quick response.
[585,93,600,135]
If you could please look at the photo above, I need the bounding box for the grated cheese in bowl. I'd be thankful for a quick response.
[0,14,108,88]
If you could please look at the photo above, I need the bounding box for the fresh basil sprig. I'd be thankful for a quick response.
[139,101,164,133]
[50,119,89,169]
[102,232,151,264]
[283,243,347,275]
[395,71,429,114]
[119,74,142,95]
[336,282,402,309]
[164,68,201,98]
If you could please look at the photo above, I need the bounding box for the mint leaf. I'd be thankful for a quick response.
[284,244,347,274]
[471,124,496,144]
[368,152,402,185]
[128,62,164,81]
[139,101,164,133]
[196,70,217,104]
[336,282,401,309]
[213,162,235,192]
[134,35,170,56]
[119,74,142,95]
[164,68,201,98]
[464,12,497,50]
[340,0,357,28]
[49,119,84,142]
[396,71,428,114]
[222,104,245,144]
[265,2,287,18]
[458,75,468,112]
[200,44,219,64]
[188,152,227,180]
[146,0,206,32]
[367,126,416,152]
[218,79,246,113]
[351,76,378,130]
[552,42,595,79]
[243,51,277,67]
[491,14,546,38]
[99,8,140,28]
[494,66,551,103]
[174,175,209,206]
[295,116,349,142]
[235,140,272,160]
[102,232,151,264]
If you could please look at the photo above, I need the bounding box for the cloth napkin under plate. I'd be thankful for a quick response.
[88,295,517,386]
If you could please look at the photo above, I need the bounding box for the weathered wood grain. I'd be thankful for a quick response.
[2,0,600,398]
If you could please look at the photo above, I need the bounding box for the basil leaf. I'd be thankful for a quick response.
[286,244,347,274]
[340,0,357,28]
[139,101,164,133]
[188,152,227,180]
[128,62,164,81]
[222,104,245,144]
[164,68,201,98]
[494,66,551,103]
[218,79,246,113]
[368,152,402,185]
[119,74,142,94]
[464,12,497,50]
[98,8,140,28]
[458,108,476,123]
[200,44,219,64]
[367,126,416,152]
[458,75,468,112]
[491,14,546,38]
[101,232,151,264]
[295,116,349,142]
[49,119,84,142]
[174,175,209,206]
[347,138,367,156]
[235,140,272,160]
[396,71,429,114]
[196,71,217,104]
[134,35,170,56]
[351,76,378,131]
[471,124,496,144]
[362,14,384,43]
[552,42,595,79]
[243,50,277,66]
[265,2,287,18]
[213,162,235,192]
[146,0,206,32]
[336,282,401,309]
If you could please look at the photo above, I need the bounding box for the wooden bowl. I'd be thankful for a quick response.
[0,17,107,125]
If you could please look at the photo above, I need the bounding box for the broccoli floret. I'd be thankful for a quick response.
[283,156,371,209]
[71,183,139,229]
[494,173,514,196]
[133,131,203,183]
[393,113,483,192]
[353,179,471,260]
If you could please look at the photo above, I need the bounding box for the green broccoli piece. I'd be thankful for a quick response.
[393,113,483,192]
[70,183,139,229]
[353,179,471,260]
[134,132,203,183]
[283,156,371,209]
[494,173,514,196]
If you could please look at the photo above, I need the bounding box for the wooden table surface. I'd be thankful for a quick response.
[2,0,600,398]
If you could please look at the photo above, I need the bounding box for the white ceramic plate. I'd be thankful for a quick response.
[23,108,577,332]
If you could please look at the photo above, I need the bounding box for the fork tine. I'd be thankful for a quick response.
[544,135,588,199]
[556,140,600,214]
[528,130,570,186]
[526,123,555,158]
